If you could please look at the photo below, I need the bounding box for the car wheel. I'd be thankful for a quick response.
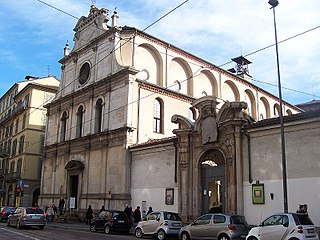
[104,225,111,234]
[39,226,45,230]
[181,231,190,240]
[157,229,166,240]
[218,234,230,240]
[247,237,258,240]
[89,224,96,232]
[135,227,143,238]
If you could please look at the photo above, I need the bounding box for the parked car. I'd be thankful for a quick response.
[7,207,46,230]
[0,207,16,222]
[135,211,183,240]
[179,213,249,240]
[246,212,319,240]
[89,210,131,234]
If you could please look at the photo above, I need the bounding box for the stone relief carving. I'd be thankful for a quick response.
[201,115,218,144]
[179,147,188,164]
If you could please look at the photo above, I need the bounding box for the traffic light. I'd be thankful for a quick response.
[16,184,21,196]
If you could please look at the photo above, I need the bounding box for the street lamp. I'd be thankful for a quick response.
[268,0,288,213]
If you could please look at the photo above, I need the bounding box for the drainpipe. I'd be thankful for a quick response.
[173,140,178,183]
[136,84,141,143]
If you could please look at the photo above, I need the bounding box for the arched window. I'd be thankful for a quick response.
[174,80,181,92]
[201,91,208,96]
[60,111,68,142]
[95,99,103,133]
[153,98,163,133]
[76,106,84,138]
[188,107,197,120]
[274,104,280,117]
[18,135,25,154]
[286,109,292,116]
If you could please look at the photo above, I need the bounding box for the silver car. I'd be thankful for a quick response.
[135,211,183,240]
[179,214,249,240]
[246,213,319,240]
[7,207,46,230]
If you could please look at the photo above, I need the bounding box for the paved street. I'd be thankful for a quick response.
[0,222,137,240]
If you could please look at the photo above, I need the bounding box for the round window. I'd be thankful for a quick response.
[78,62,91,85]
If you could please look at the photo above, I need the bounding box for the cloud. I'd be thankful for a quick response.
[0,0,319,103]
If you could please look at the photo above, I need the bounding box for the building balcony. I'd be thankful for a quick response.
[0,101,27,125]
[3,171,20,182]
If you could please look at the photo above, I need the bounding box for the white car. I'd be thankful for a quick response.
[134,211,183,240]
[246,213,319,240]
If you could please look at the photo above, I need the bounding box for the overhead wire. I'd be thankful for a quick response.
[2,0,319,151]
[7,0,191,149]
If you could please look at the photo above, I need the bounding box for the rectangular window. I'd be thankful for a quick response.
[15,118,19,133]
[9,123,13,136]
[11,139,17,157]
[22,113,26,129]
[40,135,45,154]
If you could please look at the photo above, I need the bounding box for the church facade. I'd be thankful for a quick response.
[39,5,305,223]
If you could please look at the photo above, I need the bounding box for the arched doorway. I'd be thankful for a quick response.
[65,160,85,210]
[201,150,225,215]
[33,188,40,207]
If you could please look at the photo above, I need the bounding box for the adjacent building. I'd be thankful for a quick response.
[39,4,302,221]
[0,76,59,207]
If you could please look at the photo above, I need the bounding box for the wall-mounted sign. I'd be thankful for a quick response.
[69,197,76,209]
[252,183,265,204]
[165,188,174,205]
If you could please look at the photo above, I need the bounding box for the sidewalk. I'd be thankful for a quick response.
[46,221,89,232]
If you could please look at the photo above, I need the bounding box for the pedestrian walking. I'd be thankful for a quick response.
[133,206,141,223]
[52,203,57,222]
[86,205,93,225]
[46,204,54,223]
[58,197,65,215]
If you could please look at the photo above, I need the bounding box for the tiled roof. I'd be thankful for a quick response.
[129,136,177,149]
[249,110,320,128]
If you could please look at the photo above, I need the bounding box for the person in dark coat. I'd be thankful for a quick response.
[58,197,65,215]
[133,206,142,223]
[86,205,93,225]
[124,204,133,225]
[99,205,105,213]
[147,206,153,215]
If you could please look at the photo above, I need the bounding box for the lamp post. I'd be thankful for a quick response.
[268,0,288,213]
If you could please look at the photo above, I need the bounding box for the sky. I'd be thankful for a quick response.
[0,0,319,105]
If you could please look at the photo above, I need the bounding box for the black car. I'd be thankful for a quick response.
[89,210,131,234]
[0,207,16,222]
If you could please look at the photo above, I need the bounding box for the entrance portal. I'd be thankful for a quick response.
[201,150,225,215]
[70,175,78,209]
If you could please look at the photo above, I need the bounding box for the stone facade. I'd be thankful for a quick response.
[0,76,59,207]
[40,4,302,220]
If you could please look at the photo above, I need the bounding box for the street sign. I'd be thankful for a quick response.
[69,197,75,209]
[18,179,24,187]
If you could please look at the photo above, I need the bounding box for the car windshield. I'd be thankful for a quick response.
[26,208,44,214]
[231,216,248,225]
[164,212,181,221]
[5,207,16,213]
[294,214,314,225]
